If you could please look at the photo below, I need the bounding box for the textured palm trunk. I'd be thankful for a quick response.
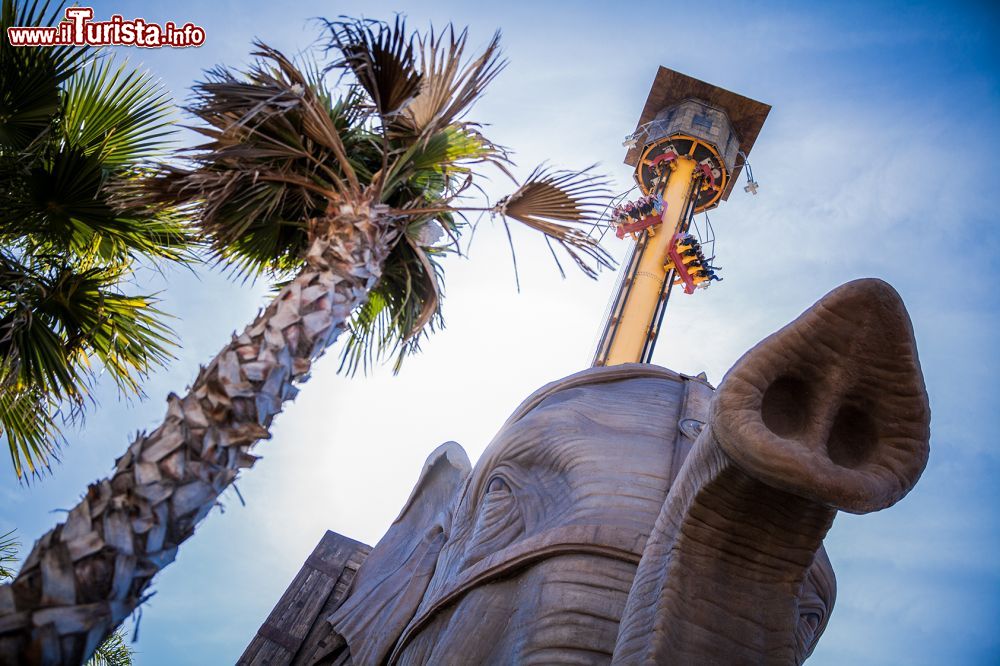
[0,204,395,665]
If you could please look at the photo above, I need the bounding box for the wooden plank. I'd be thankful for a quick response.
[238,531,370,666]
[292,544,369,665]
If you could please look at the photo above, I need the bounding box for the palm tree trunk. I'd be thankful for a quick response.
[0,205,395,665]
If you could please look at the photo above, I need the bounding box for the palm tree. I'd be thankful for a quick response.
[0,0,190,480]
[0,18,612,663]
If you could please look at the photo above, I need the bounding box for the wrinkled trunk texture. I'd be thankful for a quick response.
[613,279,930,665]
[613,424,836,664]
[0,205,395,665]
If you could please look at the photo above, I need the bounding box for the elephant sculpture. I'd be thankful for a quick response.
[319,279,930,665]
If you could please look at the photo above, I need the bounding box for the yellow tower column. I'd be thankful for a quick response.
[604,156,697,366]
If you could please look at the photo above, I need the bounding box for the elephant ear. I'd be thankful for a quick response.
[328,441,471,665]
[796,546,836,663]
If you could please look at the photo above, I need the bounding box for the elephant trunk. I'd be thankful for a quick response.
[613,279,930,665]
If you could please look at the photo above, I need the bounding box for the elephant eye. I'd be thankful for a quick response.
[464,473,523,569]
[486,476,510,494]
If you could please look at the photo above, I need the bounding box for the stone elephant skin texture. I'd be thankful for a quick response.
[321,279,930,666]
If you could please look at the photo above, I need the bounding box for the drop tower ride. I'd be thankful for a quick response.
[592,68,770,367]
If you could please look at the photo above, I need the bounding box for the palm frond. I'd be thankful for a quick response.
[0,254,88,400]
[0,529,18,581]
[251,43,364,195]
[85,627,134,666]
[62,57,174,166]
[0,254,176,401]
[405,26,505,135]
[381,124,503,200]
[324,16,422,119]
[493,165,614,278]
[0,0,92,150]
[0,27,189,265]
[0,387,62,480]
[0,145,190,263]
[339,224,447,376]
[0,3,186,480]
[138,45,377,279]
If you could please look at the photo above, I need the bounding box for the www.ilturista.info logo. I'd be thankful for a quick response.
[6,7,205,47]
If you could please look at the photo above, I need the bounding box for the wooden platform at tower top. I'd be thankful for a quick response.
[623,66,771,201]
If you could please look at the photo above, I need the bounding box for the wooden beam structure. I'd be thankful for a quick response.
[238,531,370,666]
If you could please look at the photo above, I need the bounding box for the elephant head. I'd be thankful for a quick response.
[324,279,930,665]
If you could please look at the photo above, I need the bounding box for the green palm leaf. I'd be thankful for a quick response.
[0,253,175,403]
[13,146,121,254]
[0,0,91,150]
[1,41,189,263]
[85,628,134,666]
[0,388,62,479]
[0,529,18,581]
[62,57,174,166]
[339,230,446,375]
[0,2,187,479]
[381,124,502,200]
[0,250,176,479]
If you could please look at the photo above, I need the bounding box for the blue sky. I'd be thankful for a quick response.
[3,1,999,663]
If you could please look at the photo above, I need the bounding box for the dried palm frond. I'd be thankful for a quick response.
[405,26,505,135]
[192,41,361,193]
[324,16,422,119]
[134,46,377,279]
[493,166,615,278]
[252,43,362,192]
